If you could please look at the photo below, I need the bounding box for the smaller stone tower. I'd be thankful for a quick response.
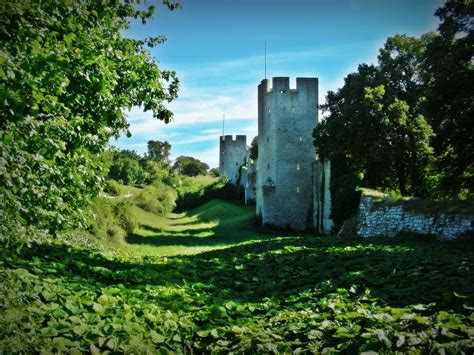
[219,135,247,185]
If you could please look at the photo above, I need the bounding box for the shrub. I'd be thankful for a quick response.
[175,176,243,212]
[135,184,177,215]
[88,198,125,244]
[113,200,137,234]
[330,155,361,232]
[87,197,137,244]
[104,179,122,196]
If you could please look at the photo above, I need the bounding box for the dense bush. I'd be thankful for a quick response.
[104,180,122,196]
[175,176,243,212]
[113,201,138,234]
[135,184,177,215]
[329,156,362,232]
[88,197,137,244]
[0,0,179,243]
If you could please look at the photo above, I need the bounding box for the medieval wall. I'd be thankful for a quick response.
[257,77,319,230]
[219,135,247,185]
[356,195,474,240]
[313,159,334,234]
[243,160,257,204]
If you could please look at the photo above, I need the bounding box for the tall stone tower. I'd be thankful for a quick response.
[257,77,318,230]
[219,135,247,185]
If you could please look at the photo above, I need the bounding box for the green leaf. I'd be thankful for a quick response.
[150,330,166,344]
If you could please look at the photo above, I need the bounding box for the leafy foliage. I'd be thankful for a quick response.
[0,0,179,242]
[249,136,258,161]
[175,176,243,212]
[315,0,473,198]
[315,34,434,197]
[135,184,177,215]
[146,140,171,165]
[104,179,122,196]
[329,155,361,231]
[87,197,137,244]
[423,0,474,196]
[173,156,210,177]
[1,200,473,352]
[209,167,219,177]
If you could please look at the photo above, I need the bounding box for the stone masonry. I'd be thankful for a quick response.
[219,135,247,185]
[356,195,474,240]
[257,77,319,230]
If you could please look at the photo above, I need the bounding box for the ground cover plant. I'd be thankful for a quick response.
[1,200,473,353]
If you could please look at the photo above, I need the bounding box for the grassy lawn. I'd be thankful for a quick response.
[1,199,473,353]
[121,199,267,257]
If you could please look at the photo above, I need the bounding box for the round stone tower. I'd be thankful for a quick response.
[257,77,318,230]
[219,135,247,185]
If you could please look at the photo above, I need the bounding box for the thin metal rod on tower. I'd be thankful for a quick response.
[264,40,267,79]
[222,114,225,137]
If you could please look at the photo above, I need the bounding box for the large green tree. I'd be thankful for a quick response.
[315,35,434,196]
[173,156,209,177]
[0,0,180,242]
[146,140,171,165]
[424,0,474,197]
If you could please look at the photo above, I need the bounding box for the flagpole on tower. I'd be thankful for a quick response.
[222,114,225,137]
[264,40,267,80]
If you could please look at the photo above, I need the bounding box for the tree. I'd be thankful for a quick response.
[314,34,435,196]
[146,140,171,165]
[424,0,474,197]
[249,136,258,161]
[173,156,209,177]
[141,159,171,185]
[0,0,180,242]
[116,158,141,186]
[209,167,219,177]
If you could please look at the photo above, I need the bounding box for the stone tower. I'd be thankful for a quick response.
[257,77,318,230]
[219,135,247,185]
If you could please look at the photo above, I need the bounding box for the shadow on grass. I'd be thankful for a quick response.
[4,234,474,314]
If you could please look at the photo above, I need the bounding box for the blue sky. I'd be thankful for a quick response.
[113,0,444,167]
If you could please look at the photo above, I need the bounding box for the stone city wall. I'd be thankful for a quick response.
[356,195,474,240]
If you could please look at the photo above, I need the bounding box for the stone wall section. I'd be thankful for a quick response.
[313,159,334,234]
[244,160,257,204]
[357,195,474,240]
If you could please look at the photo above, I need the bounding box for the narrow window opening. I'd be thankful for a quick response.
[267,136,269,143]
[296,164,300,171]
[296,187,300,193]
[236,161,238,166]
[267,163,270,170]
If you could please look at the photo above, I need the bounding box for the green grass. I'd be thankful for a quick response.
[1,199,474,353]
[119,199,270,257]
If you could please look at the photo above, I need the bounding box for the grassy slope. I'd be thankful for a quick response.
[121,199,266,257]
[1,199,474,353]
